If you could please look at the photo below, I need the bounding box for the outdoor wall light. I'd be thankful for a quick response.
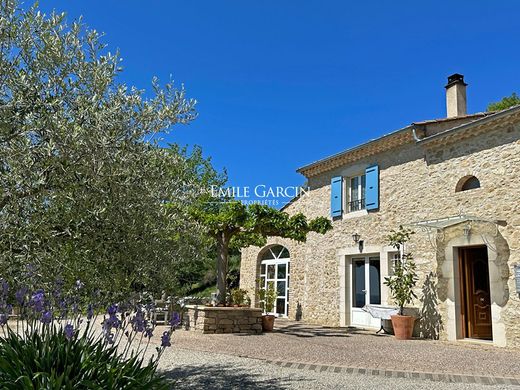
[352,232,360,244]
[463,223,472,237]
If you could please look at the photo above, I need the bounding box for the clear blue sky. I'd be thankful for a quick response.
[40,1,520,204]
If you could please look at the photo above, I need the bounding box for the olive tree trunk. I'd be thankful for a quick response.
[216,233,230,303]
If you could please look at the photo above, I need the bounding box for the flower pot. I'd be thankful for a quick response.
[390,314,415,340]
[262,314,276,331]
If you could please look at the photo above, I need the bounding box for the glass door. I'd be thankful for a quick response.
[350,256,381,328]
[260,260,290,317]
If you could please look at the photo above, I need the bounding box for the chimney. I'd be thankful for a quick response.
[445,73,467,118]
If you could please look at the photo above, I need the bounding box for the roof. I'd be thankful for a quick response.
[412,112,490,126]
[297,105,520,178]
[296,125,413,177]
[416,104,520,144]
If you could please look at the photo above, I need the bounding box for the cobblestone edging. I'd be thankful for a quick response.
[184,305,263,334]
[259,358,520,386]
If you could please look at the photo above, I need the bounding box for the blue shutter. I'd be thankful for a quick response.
[330,176,343,218]
[365,165,379,211]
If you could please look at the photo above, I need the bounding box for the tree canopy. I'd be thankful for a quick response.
[191,200,332,302]
[487,92,520,112]
[0,1,217,298]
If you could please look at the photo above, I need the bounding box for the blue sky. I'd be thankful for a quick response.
[40,1,520,205]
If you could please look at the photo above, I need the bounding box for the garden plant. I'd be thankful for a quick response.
[0,272,180,388]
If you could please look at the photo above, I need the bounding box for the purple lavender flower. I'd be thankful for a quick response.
[107,304,118,316]
[102,312,121,331]
[110,312,121,328]
[87,304,94,320]
[64,324,74,340]
[160,331,171,347]
[15,287,28,306]
[0,279,8,297]
[131,310,146,332]
[30,290,45,312]
[169,312,181,327]
[41,311,52,324]
[0,313,8,326]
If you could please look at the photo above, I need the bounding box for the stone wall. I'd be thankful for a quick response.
[184,305,263,334]
[240,118,520,347]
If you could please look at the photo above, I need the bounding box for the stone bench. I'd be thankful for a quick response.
[184,305,263,334]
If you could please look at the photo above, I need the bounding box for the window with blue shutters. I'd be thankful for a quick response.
[330,176,343,218]
[365,165,379,211]
[349,174,366,212]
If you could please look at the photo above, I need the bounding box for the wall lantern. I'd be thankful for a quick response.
[352,232,360,244]
[463,223,472,238]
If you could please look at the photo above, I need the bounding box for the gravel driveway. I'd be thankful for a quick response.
[158,320,520,379]
[144,318,520,388]
[158,348,519,389]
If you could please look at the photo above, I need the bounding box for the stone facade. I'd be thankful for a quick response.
[240,107,520,348]
[184,305,263,334]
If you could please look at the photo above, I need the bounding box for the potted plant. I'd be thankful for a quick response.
[230,288,248,307]
[258,281,277,331]
[384,226,418,340]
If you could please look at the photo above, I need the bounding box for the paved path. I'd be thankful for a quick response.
[155,319,520,387]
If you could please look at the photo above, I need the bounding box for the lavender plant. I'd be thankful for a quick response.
[0,275,181,388]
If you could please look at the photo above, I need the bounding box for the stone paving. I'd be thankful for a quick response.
[160,319,520,386]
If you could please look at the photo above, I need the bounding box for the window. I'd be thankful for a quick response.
[349,174,366,212]
[456,176,480,192]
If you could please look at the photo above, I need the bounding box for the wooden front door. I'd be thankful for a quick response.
[459,246,493,340]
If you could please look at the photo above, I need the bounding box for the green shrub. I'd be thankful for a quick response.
[384,226,418,315]
[0,327,169,389]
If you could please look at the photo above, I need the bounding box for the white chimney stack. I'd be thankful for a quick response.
[445,73,467,118]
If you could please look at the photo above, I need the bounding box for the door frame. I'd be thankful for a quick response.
[349,255,382,328]
[338,245,394,328]
[259,258,290,317]
[443,233,505,347]
[458,245,493,340]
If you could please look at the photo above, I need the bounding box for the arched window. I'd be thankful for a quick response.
[456,176,480,192]
[259,245,290,317]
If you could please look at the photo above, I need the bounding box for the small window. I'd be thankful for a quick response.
[456,176,480,192]
[348,174,366,212]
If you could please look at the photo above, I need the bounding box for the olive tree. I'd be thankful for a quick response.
[0,1,210,297]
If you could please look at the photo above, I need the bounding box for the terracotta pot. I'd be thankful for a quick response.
[390,314,415,340]
[262,314,276,331]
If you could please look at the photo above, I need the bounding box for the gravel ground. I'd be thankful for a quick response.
[155,320,520,378]
[157,347,519,389]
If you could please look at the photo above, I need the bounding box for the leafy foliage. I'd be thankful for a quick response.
[384,226,418,315]
[258,281,277,313]
[487,92,520,112]
[0,2,219,298]
[191,200,332,302]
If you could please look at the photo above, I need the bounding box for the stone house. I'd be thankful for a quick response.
[240,74,520,348]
